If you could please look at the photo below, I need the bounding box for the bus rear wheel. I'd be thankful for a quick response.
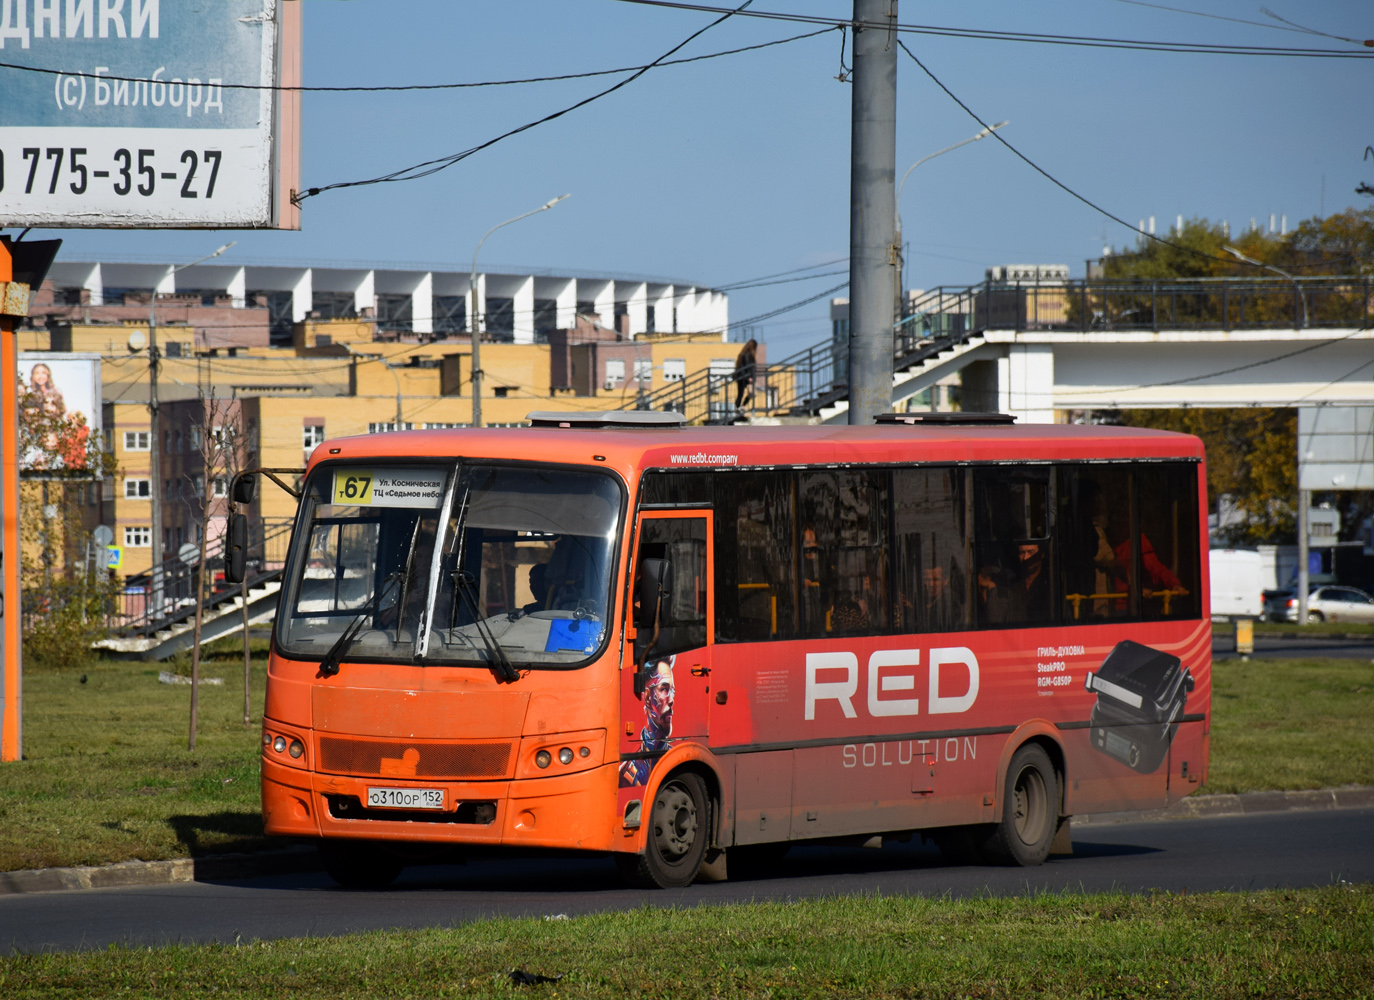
[319,840,405,889]
[981,744,1058,866]
[617,772,710,889]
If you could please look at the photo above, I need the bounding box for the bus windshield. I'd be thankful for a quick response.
[277,463,622,668]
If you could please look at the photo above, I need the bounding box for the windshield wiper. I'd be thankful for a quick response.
[451,570,519,684]
[443,485,519,684]
[317,572,403,678]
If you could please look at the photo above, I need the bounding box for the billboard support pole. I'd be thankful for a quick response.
[1,241,23,762]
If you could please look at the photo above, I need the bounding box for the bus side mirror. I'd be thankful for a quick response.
[636,557,672,629]
[225,513,248,584]
[231,473,257,505]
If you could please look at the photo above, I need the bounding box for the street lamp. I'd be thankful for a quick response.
[1224,245,1309,328]
[894,122,1009,318]
[147,241,234,615]
[468,194,570,428]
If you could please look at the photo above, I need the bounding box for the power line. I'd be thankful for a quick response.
[0,27,835,94]
[608,0,1374,58]
[729,281,848,328]
[898,41,1286,269]
[1102,0,1338,39]
[719,269,849,291]
[294,1,763,204]
[714,257,848,289]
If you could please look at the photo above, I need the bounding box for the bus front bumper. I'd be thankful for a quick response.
[262,756,619,851]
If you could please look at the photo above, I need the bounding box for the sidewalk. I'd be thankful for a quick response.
[4,785,1371,896]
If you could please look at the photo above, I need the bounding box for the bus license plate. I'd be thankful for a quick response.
[366,787,445,810]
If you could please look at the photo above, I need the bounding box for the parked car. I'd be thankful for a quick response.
[1263,585,1374,624]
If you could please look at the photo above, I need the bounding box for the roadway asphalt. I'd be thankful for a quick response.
[3,808,1371,955]
[1211,633,1374,660]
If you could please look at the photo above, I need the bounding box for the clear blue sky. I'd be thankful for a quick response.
[39,0,1373,357]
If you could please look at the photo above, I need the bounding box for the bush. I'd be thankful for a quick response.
[22,572,116,670]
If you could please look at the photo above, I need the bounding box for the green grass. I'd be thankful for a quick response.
[1,887,1370,998]
[1201,656,1374,795]
[0,653,268,872]
[2,653,1371,873]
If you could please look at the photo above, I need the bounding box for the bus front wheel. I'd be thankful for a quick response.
[617,772,710,889]
[981,744,1058,866]
[319,840,405,889]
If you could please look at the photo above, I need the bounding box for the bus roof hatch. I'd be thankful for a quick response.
[526,411,687,429]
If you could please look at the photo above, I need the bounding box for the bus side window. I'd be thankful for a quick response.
[973,467,1055,627]
[1134,463,1200,620]
[714,471,797,642]
[1057,466,1137,622]
[798,470,890,637]
[635,518,708,656]
[892,467,969,634]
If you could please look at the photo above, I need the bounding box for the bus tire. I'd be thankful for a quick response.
[981,744,1058,867]
[319,840,405,889]
[617,771,710,889]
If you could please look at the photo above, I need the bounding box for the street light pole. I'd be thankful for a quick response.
[147,242,233,615]
[469,194,570,428]
[1224,245,1309,328]
[894,121,1008,321]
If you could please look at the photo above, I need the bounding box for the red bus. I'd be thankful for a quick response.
[236,412,1209,888]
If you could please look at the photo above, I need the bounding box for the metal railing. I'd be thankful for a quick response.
[109,518,294,638]
[619,275,1372,425]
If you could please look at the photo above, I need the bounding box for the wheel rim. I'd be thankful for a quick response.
[652,781,698,860]
[1010,764,1049,845]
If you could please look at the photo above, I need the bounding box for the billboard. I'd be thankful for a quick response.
[17,351,101,474]
[1299,406,1374,491]
[0,0,300,229]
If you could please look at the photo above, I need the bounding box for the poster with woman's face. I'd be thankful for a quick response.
[17,354,101,472]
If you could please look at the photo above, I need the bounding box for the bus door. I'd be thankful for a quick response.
[617,512,713,794]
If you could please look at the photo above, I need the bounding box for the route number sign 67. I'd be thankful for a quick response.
[333,471,374,505]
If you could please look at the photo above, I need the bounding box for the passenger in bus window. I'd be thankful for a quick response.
[921,563,965,632]
[978,564,1013,624]
[1014,541,1053,621]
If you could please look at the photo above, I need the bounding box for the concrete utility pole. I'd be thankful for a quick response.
[847,0,899,426]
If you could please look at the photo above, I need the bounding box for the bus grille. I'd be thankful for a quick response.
[317,737,514,779]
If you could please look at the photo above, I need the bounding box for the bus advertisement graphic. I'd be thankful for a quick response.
[1085,640,1194,773]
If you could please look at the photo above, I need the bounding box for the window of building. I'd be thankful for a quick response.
[213,476,228,498]
[303,425,326,449]
[124,478,151,499]
[709,358,734,383]
[663,358,686,382]
[604,358,625,386]
[192,474,205,499]
[123,431,150,452]
[367,422,415,434]
[124,526,152,547]
[633,358,653,383]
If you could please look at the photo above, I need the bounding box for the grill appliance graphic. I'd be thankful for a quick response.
[1084,640,1194,774]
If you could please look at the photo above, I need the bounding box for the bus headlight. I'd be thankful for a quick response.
[288,740,304,759]
[536,750,552,769]
[558,747,574,765]
[272,736,287,753]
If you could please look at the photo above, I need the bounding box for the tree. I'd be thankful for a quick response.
[17,374,119,669]
[1098,209,1374,546]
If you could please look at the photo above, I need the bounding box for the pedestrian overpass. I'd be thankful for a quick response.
[627,275,1374,425]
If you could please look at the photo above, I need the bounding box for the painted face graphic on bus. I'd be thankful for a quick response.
[645,659,675,734]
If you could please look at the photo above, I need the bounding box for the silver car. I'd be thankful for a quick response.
[1264,585,1374,624]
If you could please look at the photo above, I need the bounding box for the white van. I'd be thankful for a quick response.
[1209,549,1263,620]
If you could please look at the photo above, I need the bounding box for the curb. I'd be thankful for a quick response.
[3,787,1372,897]
[1073,784,1374,827]
[0,846,321,897]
